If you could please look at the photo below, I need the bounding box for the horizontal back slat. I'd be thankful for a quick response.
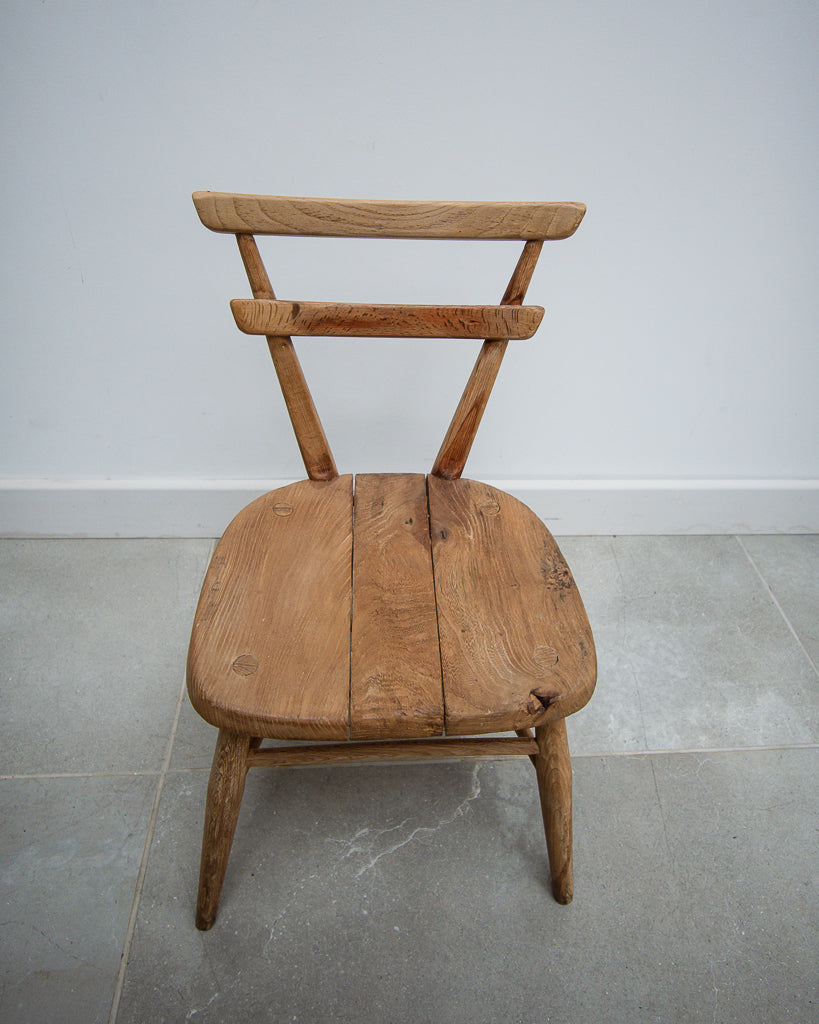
[229,299,544,339]
[193,192,586,240]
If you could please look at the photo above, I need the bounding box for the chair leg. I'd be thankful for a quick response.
[534,718,574,904]
[195,728,252,930]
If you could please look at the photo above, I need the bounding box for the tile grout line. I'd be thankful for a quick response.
[0,770,165,781]
[108,673,188,1024]
[735,535,819,680]
[570,742,819,760]
[0,767,211,781]
[3,742,818,784]
[609,537,651,748]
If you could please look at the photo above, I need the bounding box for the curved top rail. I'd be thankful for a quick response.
[192,192,586,241]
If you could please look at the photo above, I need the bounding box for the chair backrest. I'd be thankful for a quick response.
[192,192,585,481]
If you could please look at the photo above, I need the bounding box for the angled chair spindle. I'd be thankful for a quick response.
[187,191,596,929]
[236,231,338,481]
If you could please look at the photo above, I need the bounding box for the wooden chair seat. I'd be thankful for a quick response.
[187,191,596,929]
[188,474,595,742]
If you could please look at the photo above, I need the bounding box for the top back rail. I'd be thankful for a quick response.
[192,192,585,241]
[193,192,585,481]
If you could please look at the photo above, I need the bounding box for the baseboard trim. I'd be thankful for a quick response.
[1,477,817,537]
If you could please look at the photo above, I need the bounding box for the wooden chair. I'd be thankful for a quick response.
[187,192,597,929]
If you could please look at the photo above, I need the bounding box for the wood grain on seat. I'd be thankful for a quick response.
[187,476,354,739]
[188,474,595,742]
[350,474,443,739]
[428,476,596,735]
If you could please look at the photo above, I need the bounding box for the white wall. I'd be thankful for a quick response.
[1,1,817,534]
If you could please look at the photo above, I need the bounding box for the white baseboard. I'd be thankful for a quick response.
[1,477,817,537]
[504,479,819,536]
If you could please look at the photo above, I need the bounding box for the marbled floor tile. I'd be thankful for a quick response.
[0,774,157,1024]
[560,536,819,753]
[650,746,819,1015]
[0,539,212,774]
[558,536,648,753]
[168,691,218,771]
[116,749,818,1024]
[740,534,819,670]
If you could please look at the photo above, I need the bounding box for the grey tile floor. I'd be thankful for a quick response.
[1,535,817,1023]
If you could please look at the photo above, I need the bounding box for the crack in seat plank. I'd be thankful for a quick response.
[428,476,596,735]
[187,476,354,739]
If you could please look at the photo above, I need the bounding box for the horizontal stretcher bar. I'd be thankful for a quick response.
[246,736,540,767]
[193,192,586,240]
[229,299,545,339]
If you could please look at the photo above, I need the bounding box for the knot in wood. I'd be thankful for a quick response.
[232,654,258,676]
[542,556,573,590]
[479,500,500,517]
[272,502,293,517]
[532,644,559,669]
